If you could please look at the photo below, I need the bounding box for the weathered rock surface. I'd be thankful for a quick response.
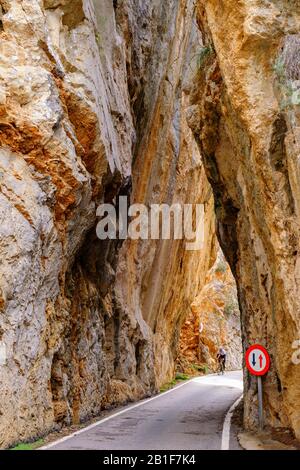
[0,0,216,448]
[189,0,300,438]
[178,250,242,374]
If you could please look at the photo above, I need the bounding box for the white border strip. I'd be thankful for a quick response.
[221,394,243,450]
[40,377,199,450]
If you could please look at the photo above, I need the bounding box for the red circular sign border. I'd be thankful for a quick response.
[245,344,270,376]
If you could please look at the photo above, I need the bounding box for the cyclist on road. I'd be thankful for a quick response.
[217,347,227,374]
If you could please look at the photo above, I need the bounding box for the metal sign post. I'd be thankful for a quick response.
[245,344,270,430]
[257,376,264,429]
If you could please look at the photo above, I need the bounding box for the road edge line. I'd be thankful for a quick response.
[40,375,207,450]
[221,394,243,450]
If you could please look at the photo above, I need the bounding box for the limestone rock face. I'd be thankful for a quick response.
[0,1,216,447]
[190,0,300,438]
[178,251,242,373]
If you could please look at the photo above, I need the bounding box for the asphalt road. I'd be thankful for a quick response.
[45,371,243,450]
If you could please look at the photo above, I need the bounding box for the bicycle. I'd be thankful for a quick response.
[218,357,226,375]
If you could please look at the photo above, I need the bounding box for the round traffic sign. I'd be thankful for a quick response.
[245,344,270,376]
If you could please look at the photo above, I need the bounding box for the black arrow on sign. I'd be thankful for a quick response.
[252,353,256,366]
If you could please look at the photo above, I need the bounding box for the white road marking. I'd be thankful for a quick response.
[40,372,243,450]
[221,394,243,450]
[40,377,197,450]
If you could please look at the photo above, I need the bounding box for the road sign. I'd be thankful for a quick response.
[245,344,270,376]
[245,344,270,430]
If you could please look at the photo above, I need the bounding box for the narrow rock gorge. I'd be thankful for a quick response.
[178,250,242,374]
[0,0,299,450]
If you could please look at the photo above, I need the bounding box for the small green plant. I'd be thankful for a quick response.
[192,363,208,374]
[160,379,177,393]
[175,372,190,381]
[160,373,190,393]
[196,45,213,70]
[10,439,44,451]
